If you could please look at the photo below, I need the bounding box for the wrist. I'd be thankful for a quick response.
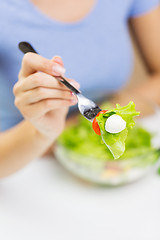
[26,121,55,146]
[134,75,160,105]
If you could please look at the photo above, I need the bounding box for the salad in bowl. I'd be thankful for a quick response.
[55,94,160,186]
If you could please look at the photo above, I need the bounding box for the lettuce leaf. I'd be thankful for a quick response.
[59,114,159,166]
[96,101,140,159]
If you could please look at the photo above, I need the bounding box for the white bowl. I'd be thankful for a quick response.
[55,94,160,186]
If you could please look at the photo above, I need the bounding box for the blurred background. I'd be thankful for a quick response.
[1,1,160,240]
[127,33,147,89]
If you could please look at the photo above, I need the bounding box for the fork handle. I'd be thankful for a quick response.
[18,41,80,95]
[19,42,38,54]
[57,76,80,94]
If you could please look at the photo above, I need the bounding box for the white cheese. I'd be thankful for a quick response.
[105,114,126,134]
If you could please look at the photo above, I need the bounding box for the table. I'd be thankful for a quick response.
[0,155,160,240]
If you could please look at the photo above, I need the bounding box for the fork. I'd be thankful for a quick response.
[18,41,101,121]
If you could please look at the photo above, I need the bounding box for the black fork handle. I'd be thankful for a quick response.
[18,41,80,95]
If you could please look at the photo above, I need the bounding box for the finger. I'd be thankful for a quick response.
[14,72,68,93]
[19,52,66,78]
[24,98,77,120]
[51,56,65,76]
[51,56,64,67]
[14,72,80,94]
[20,87,77,105]
[37,98,78,117]
[66,78,80,90]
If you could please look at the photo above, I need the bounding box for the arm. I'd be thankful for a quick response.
[0,54,79,178]
[129,6,160,104]
[0,121,54,178]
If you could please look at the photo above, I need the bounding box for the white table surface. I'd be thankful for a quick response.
[0,155,160,240]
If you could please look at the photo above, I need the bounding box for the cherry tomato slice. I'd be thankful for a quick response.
[92,110,107,135]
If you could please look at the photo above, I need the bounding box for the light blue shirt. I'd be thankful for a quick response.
[0,0,159,131]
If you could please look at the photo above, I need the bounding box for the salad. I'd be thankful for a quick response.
[56,100,160,185]
[92,101,140,159]
[59,102,159,164]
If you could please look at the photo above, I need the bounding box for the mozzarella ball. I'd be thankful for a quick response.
[105,114,126,134]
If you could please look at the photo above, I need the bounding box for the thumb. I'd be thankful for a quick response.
[51,56,64,67]
[51,56,66,76]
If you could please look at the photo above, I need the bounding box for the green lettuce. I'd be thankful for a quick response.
[59,115,157,162]
[96,101,140,159]
[58,114,159,166]
[59,117,113,160]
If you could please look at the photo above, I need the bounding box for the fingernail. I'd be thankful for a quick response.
[54,55,62,59]
[69,81,80,90]
[52,64,66,76]
[53,56,63,65]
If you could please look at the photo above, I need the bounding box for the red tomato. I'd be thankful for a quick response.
[92,110,107,135]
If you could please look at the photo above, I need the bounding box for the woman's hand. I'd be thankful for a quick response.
[13,53,79,140]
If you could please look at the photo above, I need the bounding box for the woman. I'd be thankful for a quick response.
[0,0,160,178]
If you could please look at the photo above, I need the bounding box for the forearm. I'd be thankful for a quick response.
[130,6,160,104]
[134,73,160,105]
[0,120,54,178]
